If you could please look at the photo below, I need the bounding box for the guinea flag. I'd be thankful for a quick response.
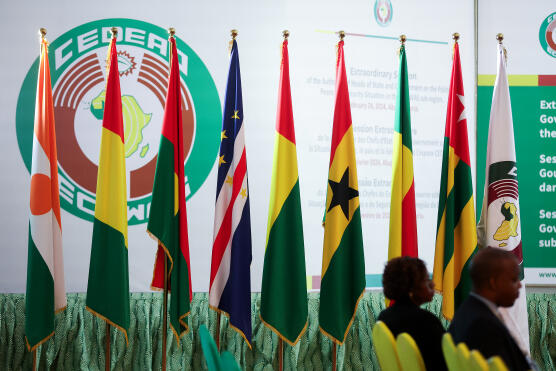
[147,35,192,341]
[387,43,418,266]
[25,35,67,351]
[432,39,477,320]
[86,34,130,343]
[319,38,365,345]
[260,37,308,346]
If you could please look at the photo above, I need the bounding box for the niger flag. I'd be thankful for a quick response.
[433,40,477,320]
[147,35,192,342]
[86,35,130,343]
[388,43,418,263]
[25,36,67,351]
[319,39,365,345]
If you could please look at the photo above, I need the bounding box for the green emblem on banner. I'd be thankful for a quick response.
[16,18,222,225]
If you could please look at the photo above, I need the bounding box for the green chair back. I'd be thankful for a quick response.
[372,321,402,371]
[487,356,509,371]
[469,349,489,371]
[396,332,426,371]
[441,333,460,371]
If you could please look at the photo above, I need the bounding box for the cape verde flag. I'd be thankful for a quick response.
[209,39,252,346]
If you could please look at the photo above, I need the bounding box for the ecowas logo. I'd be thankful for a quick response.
[539,12,556,58]
[374,0,393,27]
[16,19,222,224]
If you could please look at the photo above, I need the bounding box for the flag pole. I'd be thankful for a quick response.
[332,342,337,371]
[278,338,284,371]
[215,312,221,351]
[105,323,111,371]
[32,349,37,371]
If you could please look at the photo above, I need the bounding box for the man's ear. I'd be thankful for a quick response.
[487,275,498,291]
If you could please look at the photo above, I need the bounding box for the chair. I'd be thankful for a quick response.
[396,332,426,371]
[469,350,488,371]
[441,333,460,371]
[199,324,242,371]
[487,356,509,371]
[456,342,470,370]
[372,321,402,371]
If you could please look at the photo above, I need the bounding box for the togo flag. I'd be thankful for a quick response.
[25,35,67,351]
[477,42,529,353]
[148,35,193,342]
[260,38,308,346]
[319,38,366,345]
[432,39,477,320]
[388,43,418,265]
[86,35,130,343]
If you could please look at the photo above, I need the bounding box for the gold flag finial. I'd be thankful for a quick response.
[111,27,118,38]
[400,34,407,44]
[168,27,176,37]
[39,28,47,40]
[453,33,460,42]
[231,29,238,40]
[496,33,507,61]
[283,30,290,40]
[338,30,346,41]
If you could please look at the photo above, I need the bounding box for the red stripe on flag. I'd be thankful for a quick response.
[209,149,248,287]
[276,40,296,144]
[101,40,125,142]
[329,40,353,165]
[401,181,418,257]
[445,43,470,166]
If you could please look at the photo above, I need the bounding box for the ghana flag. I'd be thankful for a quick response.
[319,38,365,345]
[260,37,308,346]
[147,35,192,342]
[86,34,130,342]
[432,39,477,320]
[25,35,67,351]
[388,42,418,265]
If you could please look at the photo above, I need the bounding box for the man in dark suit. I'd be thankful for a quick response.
[448,247,531,371]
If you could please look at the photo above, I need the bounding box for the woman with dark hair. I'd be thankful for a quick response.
[377,256,447,371]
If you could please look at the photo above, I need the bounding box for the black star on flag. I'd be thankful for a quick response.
[327,167,359,220]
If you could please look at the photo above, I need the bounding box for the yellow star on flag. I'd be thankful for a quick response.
[231,110,240,120]
[225,176,233,185]
[240,188,247,198]
[218,155,226,167]
[221,130,228,141]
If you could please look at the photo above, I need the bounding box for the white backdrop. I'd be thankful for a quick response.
[0,0,476,292]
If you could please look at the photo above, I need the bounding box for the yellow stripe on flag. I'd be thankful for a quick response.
[388,132,403,260]
[433,207,447,290]
[265,134,299,246]
[95,127,128,247]
[322,126,359,275]
[401,145,414,198]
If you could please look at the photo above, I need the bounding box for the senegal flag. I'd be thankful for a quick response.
[319,39,365,345]
[388,43,418,264]
[147,35,192,341]
[433,39,477,320]
[260,38,308,346]
[86,35,130,343]
[25,35,67,351]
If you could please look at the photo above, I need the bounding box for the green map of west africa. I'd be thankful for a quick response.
[90,90,152,158]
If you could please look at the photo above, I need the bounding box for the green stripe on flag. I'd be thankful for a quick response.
[261,180,307,344]
[453,160,474,227]
[86,218,130,332]
[319,207,365,342]
[148,136,175,241]
[25,224,54,350]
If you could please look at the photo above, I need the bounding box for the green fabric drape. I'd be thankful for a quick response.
[0,293,553,370]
